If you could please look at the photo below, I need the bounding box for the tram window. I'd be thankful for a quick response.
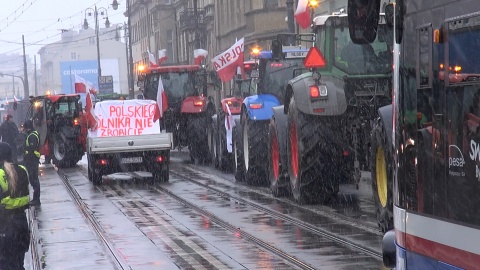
[417,26,432,88]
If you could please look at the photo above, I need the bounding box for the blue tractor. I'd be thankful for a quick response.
[233,39,310,185]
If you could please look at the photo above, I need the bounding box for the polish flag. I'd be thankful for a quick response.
[294,0,311,29]
[224,103,235,153]
[85,89,98,130]
[74,74,87,93]
[211,38,244,82]
[158,49,168,65]
[153,76,168,121]
[194,49,208,65]
[148,49,158,67]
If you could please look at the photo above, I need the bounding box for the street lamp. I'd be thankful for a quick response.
[84,5,110,92]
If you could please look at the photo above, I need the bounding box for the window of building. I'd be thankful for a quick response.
[264,0,278,9]
[71,52,76,60]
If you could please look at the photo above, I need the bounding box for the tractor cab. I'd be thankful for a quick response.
[26,94,86,167]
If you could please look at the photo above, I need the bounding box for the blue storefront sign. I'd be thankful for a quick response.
[60,60,98,94]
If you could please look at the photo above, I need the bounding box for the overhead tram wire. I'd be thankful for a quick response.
[0,0,41,33]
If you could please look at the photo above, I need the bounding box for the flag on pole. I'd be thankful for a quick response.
[211,38,245,82]
[158,49,167,65]
[74,74,87,93]
[224,103,235,153]
[194,49,208,65]
[294,0,311,29]
[153,76,168,121]
[85,89,98,130]
[147,49,158,67]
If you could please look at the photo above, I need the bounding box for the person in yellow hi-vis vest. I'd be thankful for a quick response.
[23,120,41,206]
[0,142,30,268]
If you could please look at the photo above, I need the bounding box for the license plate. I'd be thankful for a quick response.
[121,157,143,163]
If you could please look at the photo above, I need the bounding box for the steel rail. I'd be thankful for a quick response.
[169,169,382,260]
[57,169,131,270]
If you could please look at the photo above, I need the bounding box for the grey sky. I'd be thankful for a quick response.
[0,0,127,60]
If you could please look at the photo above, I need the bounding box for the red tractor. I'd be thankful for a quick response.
[139,64,215,164]
[209,60,258,171]
[21,94,87,168]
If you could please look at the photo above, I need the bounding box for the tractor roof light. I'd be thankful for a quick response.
[251,46,261,58]
[138,65,146,72]
[309,0,319,8]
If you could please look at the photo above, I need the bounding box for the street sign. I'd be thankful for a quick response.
[99,75,114,94]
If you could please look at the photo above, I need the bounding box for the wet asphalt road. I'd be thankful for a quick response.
[24,152,387,270]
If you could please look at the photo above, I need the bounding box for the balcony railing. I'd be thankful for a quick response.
[179,8,206,32]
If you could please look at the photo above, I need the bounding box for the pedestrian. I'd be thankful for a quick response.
[0,114,19,162]
[0,142,30,269]
[23,119,41,206]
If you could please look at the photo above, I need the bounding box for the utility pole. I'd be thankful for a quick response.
[286,0,295,45]
[193,0,201,49]
[22,35,30,98]
[128,0,134,99]
[34,55,38,96]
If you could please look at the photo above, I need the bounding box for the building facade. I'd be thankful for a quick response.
[38,27,129,95]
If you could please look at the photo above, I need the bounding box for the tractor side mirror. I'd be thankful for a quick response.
[384,2,403,44]
[347,0,381,44]
[272,39,283,60]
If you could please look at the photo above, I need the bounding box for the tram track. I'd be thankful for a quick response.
[167,169,383,260]
[56,169,132,270]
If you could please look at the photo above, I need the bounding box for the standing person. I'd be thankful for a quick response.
[0,114,19,162]
[23,119,41,206]
[0,142,30,269]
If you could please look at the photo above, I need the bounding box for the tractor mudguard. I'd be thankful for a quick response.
[181,96,209,113]
[220,97,242,115]
[377,104,393,149]
[271,106,288,174]
[243,94,281,121]
[290,74,347,116]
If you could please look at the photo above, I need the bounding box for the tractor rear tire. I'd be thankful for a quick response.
[233,123,245,182]
[187,113,211,165]
[287,97,339,204]
[370,117,394,233]
[268,117,289,197]
[242,112,269,186]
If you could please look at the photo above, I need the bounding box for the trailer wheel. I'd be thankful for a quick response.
[233,123,245,182]
[187,113,211,165]
[88,154,102,185]
[241,111,269,185]
[268,119,289,197]
[370,118,393,232]
[287,97,339,204]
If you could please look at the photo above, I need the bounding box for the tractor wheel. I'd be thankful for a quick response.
[233,123,245,182]
[287,97,339,204]
[216,111,232,172]
[370,118,394,232]
[242,111,269,186]
[52,135,75,168]
[268,119,289,197]
[187,113,211,165]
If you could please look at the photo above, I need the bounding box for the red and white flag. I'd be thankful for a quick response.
[153,76,168,120]
[211,38,245,82]
[158,49,167,65]
[294,0,311,29]
[148,49,158,67]
[194,49,208,65]
[224,103,235,153]
[74,74,87,93]
[13,95,19,102]
[85,88,98,130]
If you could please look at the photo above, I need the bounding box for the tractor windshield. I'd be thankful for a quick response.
[259,59,305,99]
[144,72,198,110]
[332,23,392,75]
